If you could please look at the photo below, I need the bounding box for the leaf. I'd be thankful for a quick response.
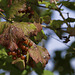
[43,15,51,24]
[50,20,64,29]
[28,45,50,66]
[12,58,25,70]
[40,9,52,17]
[49,20,64,38]
[43,70,54,75]
[0,45,29,75]
[0,22,42,50]
[0,0,26,18]
[33,62,44,75]
[0,25,25,51]
[30,30,47,44]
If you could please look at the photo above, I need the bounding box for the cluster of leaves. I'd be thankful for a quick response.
[0,0,52,75]
[38,0,75,75]
[0,21,51,74]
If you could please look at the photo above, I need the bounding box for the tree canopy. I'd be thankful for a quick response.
[0,0,75,75]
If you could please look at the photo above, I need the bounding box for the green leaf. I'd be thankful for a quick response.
[41,9,52,17]
[0,45,29,75]
[33,62,44,75]
[43,70,54,75]
[50,20,64,29]
[12,58,25,70]
[28,45,50,66]
[49,20,64,38]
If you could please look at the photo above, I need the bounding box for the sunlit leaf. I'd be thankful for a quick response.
[43,70,54,75]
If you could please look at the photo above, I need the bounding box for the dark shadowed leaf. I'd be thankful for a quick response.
[54,50,74,75]
[50,20,64,29]
[0,73,5,75]
[66,42,75,56]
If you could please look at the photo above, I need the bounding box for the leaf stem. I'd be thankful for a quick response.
[0,12,5,17]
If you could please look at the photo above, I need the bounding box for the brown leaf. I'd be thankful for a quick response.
[0,22,50,67]
[23,37,50,67]
[34,22,42,32]
[30,22,42,36]
[7,41,18,51]
[0,25,25,51]
[28,45,50,66]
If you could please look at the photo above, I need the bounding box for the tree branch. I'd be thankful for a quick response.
[53,0,71,27]
[41,25,67,30]
[27,1,71,27]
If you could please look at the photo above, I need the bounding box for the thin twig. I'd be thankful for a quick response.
[0,12,13,23]
[0,15,13,23]
[0,12,5,17]
[27,1,71,27]
[53,0,71,27]
[41,25,67,30]
[49,35,75,50]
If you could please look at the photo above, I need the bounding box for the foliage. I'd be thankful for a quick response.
[0,0,75,75]
[54,42,75,75]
